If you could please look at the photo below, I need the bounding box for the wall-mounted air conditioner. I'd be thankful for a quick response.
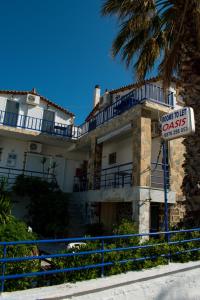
[26,94,40,105]
[28,142,42,153]
[151,121,161,137]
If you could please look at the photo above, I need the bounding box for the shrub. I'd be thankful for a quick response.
[13,176,69,238]
[0,178,12,224]
[0,218,40,291]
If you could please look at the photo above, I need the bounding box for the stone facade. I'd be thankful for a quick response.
[132,109,151,187]
[169,137,187,225]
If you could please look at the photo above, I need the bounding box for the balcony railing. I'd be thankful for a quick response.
[74,161,170,192]
[78,84,174,137]
[0,166,56,190]
[73,162,133,192]
[0,110,79,138]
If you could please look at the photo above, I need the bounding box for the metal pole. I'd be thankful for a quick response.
[101,240,104,278]
[162,141,169,241]
[1,244,7,292]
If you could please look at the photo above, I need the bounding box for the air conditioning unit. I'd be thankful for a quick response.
[28,142,42,153]
[151,121,161,137]
[26,94,40,105]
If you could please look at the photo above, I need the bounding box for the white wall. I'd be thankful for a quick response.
[101,135,132,169]
[110,80,180,108]
[0,93,72,128]
[0,136,86,192]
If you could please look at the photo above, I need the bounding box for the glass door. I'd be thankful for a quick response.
[4,100,19,127]
[41,110,55,133]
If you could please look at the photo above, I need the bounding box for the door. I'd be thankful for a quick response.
[100,203,117,232]
[42,110,55,133]
[4,100,19,127]
[25,154,50,178]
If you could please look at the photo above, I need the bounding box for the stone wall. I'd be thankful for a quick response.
[169,137,187,225]
[132,109,151,187]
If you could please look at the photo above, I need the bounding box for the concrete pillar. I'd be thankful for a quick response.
[131,109,151,233]
[132,109,151,187]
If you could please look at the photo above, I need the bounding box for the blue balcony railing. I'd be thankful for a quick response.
[78,84,174,137]
[73,161,170,192]
[0,110,79,138]
[73,162,133,191]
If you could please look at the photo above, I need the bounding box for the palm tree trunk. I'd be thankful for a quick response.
[180,22,200,226]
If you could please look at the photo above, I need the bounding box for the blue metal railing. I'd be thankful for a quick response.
[0,110,79,139]
[78,84,174,137]
[0,166,56,189]
[74,161,169,192]
[0,228,200,292]
[73,162,133,191]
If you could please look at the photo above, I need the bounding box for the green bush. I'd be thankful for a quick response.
[0,218,40,291]
[48,221,200,286]
[13,175,69,238]
[0,178,12,225]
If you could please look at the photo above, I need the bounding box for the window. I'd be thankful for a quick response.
[7,151,17,167]
[108,152,116,165]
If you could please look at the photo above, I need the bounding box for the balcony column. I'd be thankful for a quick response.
[87,136,102,189]
[132,109,152,233]
[132,109,151,186]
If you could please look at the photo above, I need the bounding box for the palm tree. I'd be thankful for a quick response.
[102,0,200,225]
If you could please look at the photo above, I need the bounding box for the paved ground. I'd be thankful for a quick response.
[1,261,200,300]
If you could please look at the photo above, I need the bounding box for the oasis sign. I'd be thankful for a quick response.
[161,107,195,140]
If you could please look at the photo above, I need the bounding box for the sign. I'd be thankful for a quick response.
[161,107,195,140]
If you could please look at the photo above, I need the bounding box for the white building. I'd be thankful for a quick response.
[0,79,186,234]
[0,88,84,193]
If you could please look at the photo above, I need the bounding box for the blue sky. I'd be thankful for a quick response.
[0,0,141,124]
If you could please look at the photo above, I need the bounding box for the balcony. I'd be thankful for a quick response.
[78,84,174,137]
[73,162,170,192]
[0,110,79,138]
[0,166,56,190]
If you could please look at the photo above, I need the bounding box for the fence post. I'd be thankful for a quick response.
[1,244,7,293]
[101,240,104,278]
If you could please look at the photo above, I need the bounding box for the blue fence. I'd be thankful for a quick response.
[0,228,200,292]
[0,110,79,139]
[78,84,174,137]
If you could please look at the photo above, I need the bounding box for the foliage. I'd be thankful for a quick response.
[101,0,200,83]
[48,222,200,286]
[0,218,40,291]
[86,223,106,236]
[0,178,12,225]
[2,219,200,291]
[13,175,69,237]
